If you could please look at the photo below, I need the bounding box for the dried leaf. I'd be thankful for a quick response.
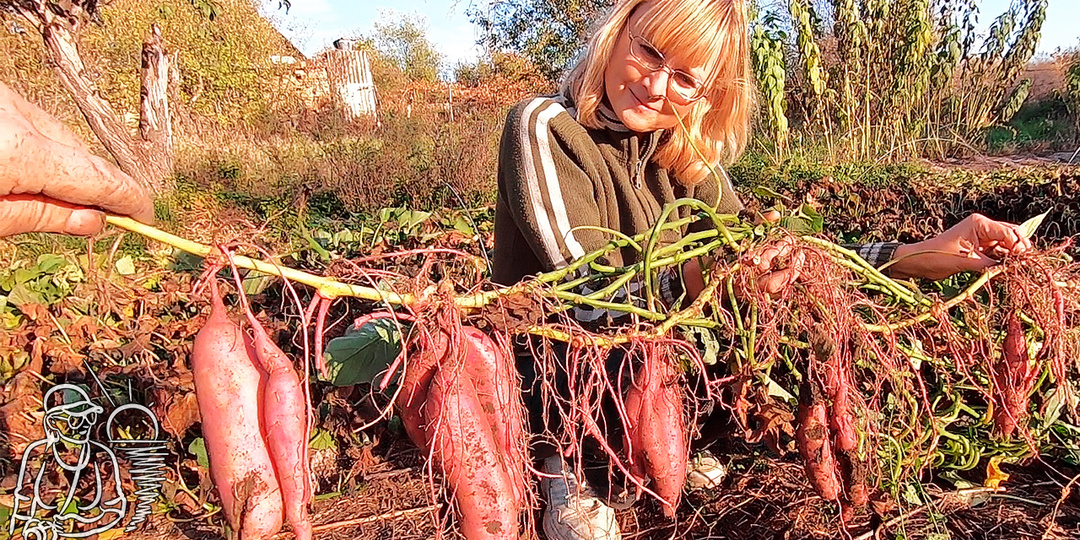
[162,392,200,438]
[984,456,1010,489]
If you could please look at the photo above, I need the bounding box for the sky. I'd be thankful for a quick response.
[262,0,1080,70]
[261,0,484,68]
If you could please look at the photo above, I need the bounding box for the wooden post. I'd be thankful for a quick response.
[447,82,453,123]
[138,25,174,187]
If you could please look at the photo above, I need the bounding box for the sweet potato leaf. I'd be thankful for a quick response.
[322,317,406,387]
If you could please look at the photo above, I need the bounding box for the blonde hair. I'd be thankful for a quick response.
[563,0,754,185]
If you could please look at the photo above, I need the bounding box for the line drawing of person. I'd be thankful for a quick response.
[9,384,127,539]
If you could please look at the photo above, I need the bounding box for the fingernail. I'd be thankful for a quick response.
[65,209,106,235]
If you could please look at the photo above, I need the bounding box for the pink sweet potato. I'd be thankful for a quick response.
[796,399,840,502]
[395,327,449,451]
[423,365,520,540]
[624,348,687,518]
[246,314,314,540]
[459,327,528,508]
[191,281,282,538]
[993,309,1034,439]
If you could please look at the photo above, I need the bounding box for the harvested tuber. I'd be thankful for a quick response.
[796,377,840,502]
[191,280,283,539]
[245,313,314,540]
[423,364,521,540]
[623,345,687,518]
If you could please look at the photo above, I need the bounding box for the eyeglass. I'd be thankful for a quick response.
[626,26,707,103]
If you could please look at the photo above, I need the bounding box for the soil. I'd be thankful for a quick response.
[922,151,1080,172]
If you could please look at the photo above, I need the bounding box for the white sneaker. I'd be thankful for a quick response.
[540,456,621,540]
[686,452,726,490]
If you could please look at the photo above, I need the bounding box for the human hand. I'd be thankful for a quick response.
[746,236,804,295]
[0,82,154,238]
[887,213,1033,280]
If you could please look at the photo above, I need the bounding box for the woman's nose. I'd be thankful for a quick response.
[643,68,671,99]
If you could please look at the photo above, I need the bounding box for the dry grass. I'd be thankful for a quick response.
[122,442,1080,540]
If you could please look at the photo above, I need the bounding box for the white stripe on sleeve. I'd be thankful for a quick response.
[534,104,586,261]
[519,99,568,268]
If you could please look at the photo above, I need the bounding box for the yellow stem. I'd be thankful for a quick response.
[108,215,414,303]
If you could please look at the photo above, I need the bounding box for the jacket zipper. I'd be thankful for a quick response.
[635,131,660,189]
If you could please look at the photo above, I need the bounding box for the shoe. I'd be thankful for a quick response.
[540,456,621,540]
[686,451,726,490]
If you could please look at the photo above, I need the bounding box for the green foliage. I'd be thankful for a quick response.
[1063,46,1080,131]
[985,96,1074,152]
[750,12,788,154]
[454,51,547,87]
[469,0,610,81]
[372,11,444,82]
[1,0,299,131]
[188,437,210,469]
[774,0,1050,161]
[0,254,83,311]
[89,0,295,126]
[322,316,406,387]
[999,78,1033,123]
[789,0,824,101]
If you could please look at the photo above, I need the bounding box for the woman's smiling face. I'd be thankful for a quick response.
[604,3,711,133]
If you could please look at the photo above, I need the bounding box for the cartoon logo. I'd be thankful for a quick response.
[8,384,168,538]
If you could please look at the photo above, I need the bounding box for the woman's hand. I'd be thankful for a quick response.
[682,235,804,300]
[886,213,1033,280]
[747,236,804,295]
[0,82,154,238]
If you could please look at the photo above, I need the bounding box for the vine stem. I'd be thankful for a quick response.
[106,210,739,314]
[106,216,662,312]
[862,266,1004,333]
[107,216,412,303]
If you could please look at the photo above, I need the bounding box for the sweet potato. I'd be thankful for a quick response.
[624,348,687,518]
[191,281,283,538]
[819,346,865,512]
[423,365,520,540]
[459,327,528,508]
[246,315,314,540]
[395,326,449,451]
[993,309,1033,439]
[796,382,840,502]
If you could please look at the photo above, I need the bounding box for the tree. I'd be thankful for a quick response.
[467,0,611,81]
[2,0,174,192]
[373,11,444,83]
[454,51,547,88]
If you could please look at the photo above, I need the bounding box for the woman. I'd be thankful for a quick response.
[493,0,1030,539]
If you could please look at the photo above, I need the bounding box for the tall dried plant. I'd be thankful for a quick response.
[772,0,1048,161]
[750,12,789,156]
[789,0,827,133]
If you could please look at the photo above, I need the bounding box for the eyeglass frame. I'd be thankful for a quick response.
[624,25,708,103]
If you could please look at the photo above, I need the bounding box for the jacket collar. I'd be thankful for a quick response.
[559,91,665,184]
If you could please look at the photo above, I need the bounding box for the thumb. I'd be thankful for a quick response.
[0,195,106,237]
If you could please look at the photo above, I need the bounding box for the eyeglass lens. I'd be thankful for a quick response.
[629,35,703,100]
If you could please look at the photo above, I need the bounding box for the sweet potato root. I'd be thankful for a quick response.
[395,326,449,451]
[796,377,840,502]
[191,280,283,539]
[993,309,1033,439]
[246,318,314,540]
[459,327,528,508]
[423,365,520,540]
[624,347,687,518]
